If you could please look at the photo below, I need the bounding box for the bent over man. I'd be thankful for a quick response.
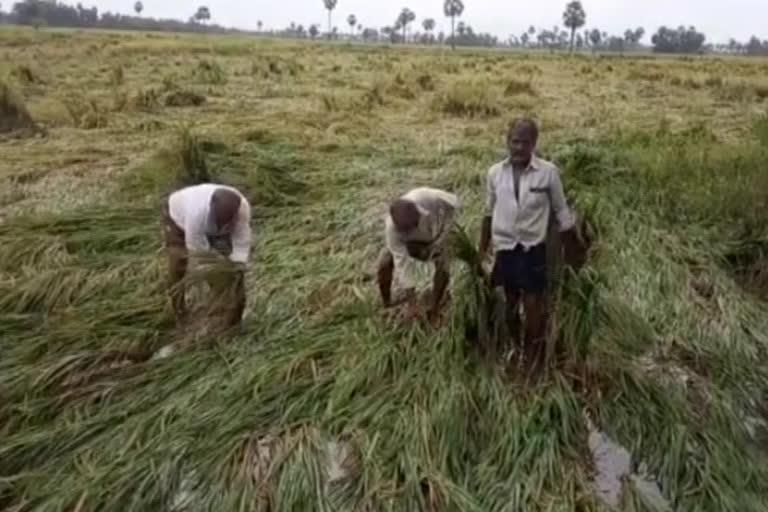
[377,187,459,324]
[163,183,252,327]
[479,118,584,370]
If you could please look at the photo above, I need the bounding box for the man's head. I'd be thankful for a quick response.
[390,198,421,233]
[210,187,242,230]
[507,117,539,168]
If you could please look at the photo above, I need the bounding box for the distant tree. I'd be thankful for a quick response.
[745,36,768,56]
[361,27,378,41]
[624,28,635,46]
[323,0,337,40]
[396,7,415,43]
[357,23,362,33]
[634,27,645,44]
[651,25,706,54]
[133,1,142,16]
[422,18,435,44]
[194,6,211,24]
[528,25,535,35]
[588,28,601,52]
[520,32,529,47]
[257,20,263,31]
[562,1,586,53]
[443,0,464,50]
[309,23,319,39]
[346,13,356,37]
[575,33,584,49]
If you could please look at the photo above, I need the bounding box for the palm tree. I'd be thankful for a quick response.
[323,0,337,40]
[562,0,586,53]
[443,0,464,50]
[194,6,211,24]
[422,18,435,44]
[309,24,319,39]
[589,28,601,52]
[397,8,415,43]
[257,20,263,31]
[347,14,356,37]
[133,1,143,16]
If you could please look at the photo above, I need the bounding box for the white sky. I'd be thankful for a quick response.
[88,0,766,43]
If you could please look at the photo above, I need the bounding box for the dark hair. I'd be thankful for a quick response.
[507,117,539,143]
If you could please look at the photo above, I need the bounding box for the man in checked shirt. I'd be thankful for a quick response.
[479,118,585,370]
[376,187,459,325]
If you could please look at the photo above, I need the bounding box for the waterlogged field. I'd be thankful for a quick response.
[2,26,768,511]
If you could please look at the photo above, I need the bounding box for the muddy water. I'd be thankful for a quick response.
[586,414,671,511]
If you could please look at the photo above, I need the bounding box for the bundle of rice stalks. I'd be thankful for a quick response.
[164,89,206,107]
[193,59,226,84]
[448,225,507,358]
[11,64,45,86]
[0,82,38,135]
[132,87,162,112]
[503,79,536,97]
[433,81,501,118]
[61,94,108,129]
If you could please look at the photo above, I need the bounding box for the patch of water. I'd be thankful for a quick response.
[585,414,671,511]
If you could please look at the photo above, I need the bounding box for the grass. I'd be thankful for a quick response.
[1,26,768,511]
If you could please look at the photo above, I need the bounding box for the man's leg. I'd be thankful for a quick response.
[165,238,188,323]
[503,287,522,348]
[521,244,550,374]
[522,292,548,372]
[376,249,395,307]
[227,267,246,327]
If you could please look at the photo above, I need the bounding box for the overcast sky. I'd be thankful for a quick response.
[90,0,766,43]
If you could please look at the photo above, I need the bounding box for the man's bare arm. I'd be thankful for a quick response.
[428,266,449,323]
[479,215,492,256]
[376,251,395,307]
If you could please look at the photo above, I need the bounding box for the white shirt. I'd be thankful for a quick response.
[385,187,459,287]
[486,156,575,252]
[168,184,252,264]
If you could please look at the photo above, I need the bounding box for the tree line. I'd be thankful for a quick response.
[1,0,767,56]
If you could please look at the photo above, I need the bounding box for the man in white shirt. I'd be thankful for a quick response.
[479,118,585,370]
[163,183,253,327]
[376,187,459,325]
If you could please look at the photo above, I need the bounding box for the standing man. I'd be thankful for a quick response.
[163,183,253,328]
[479,118,584,370]
[377,187,459,325]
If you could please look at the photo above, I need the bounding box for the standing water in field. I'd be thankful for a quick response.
[586,414,671,511]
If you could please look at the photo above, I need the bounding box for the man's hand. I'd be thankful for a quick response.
[562,229,587,271]
[479,216,492,257]
[426,307,442,328]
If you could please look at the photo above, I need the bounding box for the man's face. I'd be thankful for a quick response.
[393,212,420,234]
[508,128,536,167]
